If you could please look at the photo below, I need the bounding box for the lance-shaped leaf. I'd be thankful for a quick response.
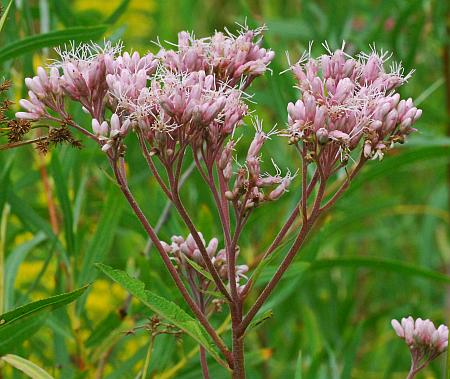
[0,25,108,63]
[0,1,13,32]
[184,256,214,282]
[247,309,274,333]
[0,286,88,354]
[96,264,228,368]
[1,354,54,379]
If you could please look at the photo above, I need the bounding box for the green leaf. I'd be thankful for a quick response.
[76,186,123,292]
[0,286,87,326]
[85,311,122,349]
[0,286,88,354]
[4,232,47,310]
[0,0,13,32]
[50,0,79,27]
[260,261,310,283]
[348,145,450,195]
[341,325,363,379]
[308,256,450,284]
[104,0,131,25]
[1,354,54,379]
[0,25,109,63]
[198,288,226,300]
[246,234,295,292]
[184,256,214,282]
[7,192,70,268]
[96,264,228,368]
[50,155,75,256]
[0,315,44,355]
[247,309,273,332]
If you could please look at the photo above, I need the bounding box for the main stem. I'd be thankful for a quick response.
[231,323,245,379]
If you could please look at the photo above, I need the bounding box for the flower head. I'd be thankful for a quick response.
[157,23,274,88]
[391,316,448,376]
[285,43,421,172]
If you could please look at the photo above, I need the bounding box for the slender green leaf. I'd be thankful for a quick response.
[184,256,213,282]
[348,145,450,194]
[0,286,88,354]
[341,325,363,379]
[2,354,54,379]
[7,192,70,268]
[0,0,13,32]
[96,264,228,368]
[4,232,47,310]
[261,256,450,287]
[76,186,123,288]
[0,315,44,355]
[0,154,14,216]
[247,234,295,292]
[50,155,75,256]
[198,289,226,300]
[104,0,131,25]
[0,25,109,63]
[247,309,273,332]
[50,0,79,27]
[85,311,122,349]
[308,256,450,284]
[0,286,87,326]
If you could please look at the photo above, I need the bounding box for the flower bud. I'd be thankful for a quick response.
[316,128,329,144]
[15,111,39,120]
[110,113,121,135]
[247,132,266,159]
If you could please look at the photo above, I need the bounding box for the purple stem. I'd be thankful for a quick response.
[110,157,232,365]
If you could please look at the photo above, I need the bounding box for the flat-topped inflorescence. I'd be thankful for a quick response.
[158,24,274,88]
[16,25,272,159]
[285,43,421,173]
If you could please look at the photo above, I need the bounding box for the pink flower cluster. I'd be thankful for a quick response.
[16,26,273,158]
[16,66,64,120]
[392,316,448,376]
[161,233,249,296]
[106,50,158,105]
[17,42,123,121]
[119,69,248,156]
[159,26,274,88]
[391,317,448,354]
[286,44,421,168]
[91,114,131,152]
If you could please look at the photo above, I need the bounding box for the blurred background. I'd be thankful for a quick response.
[0,0,449,378]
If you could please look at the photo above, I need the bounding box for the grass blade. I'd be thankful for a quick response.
[104,0,130,25]
[0,0,13,32]
[50,154,75,257]
[0,25,109,63]
[2,354,54,379]
[0,286,87,354]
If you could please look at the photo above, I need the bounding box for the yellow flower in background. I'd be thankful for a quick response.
[85,279,127,320]
[16,260,55,291]
[74,0,156,45]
